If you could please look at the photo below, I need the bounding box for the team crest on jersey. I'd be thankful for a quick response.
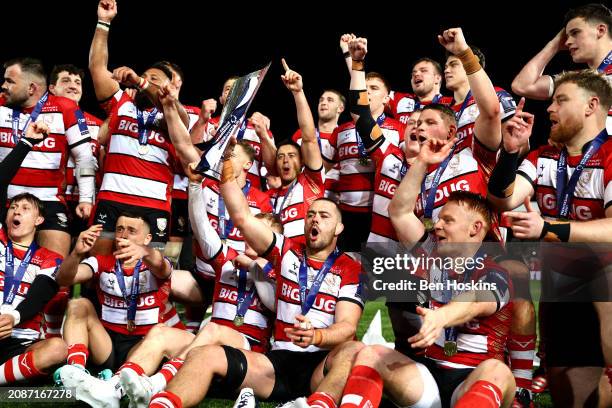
[156,218,167,233]
[396,98,416,114]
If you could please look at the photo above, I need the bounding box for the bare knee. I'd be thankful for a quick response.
[66,298,95,319]
[144,323,169,340]
[185,345,227,374]
[42,337,68,365]
[196,321,222,339]
[477,359,515,390]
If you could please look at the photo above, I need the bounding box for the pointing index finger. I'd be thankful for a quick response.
[281,58,290,73]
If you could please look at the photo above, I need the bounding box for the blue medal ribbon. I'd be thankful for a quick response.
[3,241,38,305]
[234,268,254,320]
[114,259,143,323]
[556,129,609,219]
[314,128,323,151]
[597,50,612,73]
[218,181,251,240]
[400,158,409,179]
[440,248,483,348]
[414,93,443,111]
[355,113,385,162]
[420,143,457,219]
[74,109,91,138]
[298,247,341,315]
[11,92,49,145]
[273,179,298,216]
[454,91,472,122]
[261,262,274,278]
[136,108,159,146]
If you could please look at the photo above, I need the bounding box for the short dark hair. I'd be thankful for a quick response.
[3,57,47,84]
[236,140,256,163]
[422,103,457,128]
[366,72,390,93]
[276,139,302,158]
[312,197,342,223]
[446,46,486,69]
[159,60,185,83]
[447,190,493,231]
[9,193,45,218]
[563,3,612,38]
[412,57,443,76]
[255,212,284,233]
[146,62,174,82]
[321,89,347,109]
[50,64,85,86]
[117,211,151,232]
[555,69,612,111]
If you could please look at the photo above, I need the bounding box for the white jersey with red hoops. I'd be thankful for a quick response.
[82,254,172,336]
[98,89,179,212]
[417,246,513,369]
[0,226,62,341]
[388,91,454,127]
[210,116,274,190]
[65,111,102,202]
[194,179,272,277]
[264,233,363,352]
[517,139,612,221]
[292,128,339,199]
[368,140,406,244]
[331,118,402,212]
[267,167,325,245]
[172,105,201,201]
[0,94,92,202]
[451,87,516,143]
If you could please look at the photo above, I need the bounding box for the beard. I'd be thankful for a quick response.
[134,91,154,110]
[2,91,27,109]
[414,83,434,99]
[549,118,583,145]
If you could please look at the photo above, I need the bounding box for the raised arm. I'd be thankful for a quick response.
[56,225,101,286]
[487,99,535,211]
[89,0,120,101]
[512,30,566,100]
[190,99,217,145]
[251,113,278,177]
[219,146,276,255]
[281,59,322,170]
[159,84,200,172]
[340,34,353,75]
[389,139,454,245]
[439,28,501,150]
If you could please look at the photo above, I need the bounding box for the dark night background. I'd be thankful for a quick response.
[2,0,601,148]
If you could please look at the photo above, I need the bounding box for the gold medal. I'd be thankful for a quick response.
[233,315,244,327]
[359,157,369,166]
[423,218,434,231]
[126,319,136,332]
[138,144,150,155]
[444,340,457,357]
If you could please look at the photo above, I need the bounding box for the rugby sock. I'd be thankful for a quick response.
[606,365,612,387]
[67,343,89,369]
[508,333,535,391]
[307,392,337,408]
[339,365,383,408]
[184,305,204,334]
[43,287,69,338]
[454,380,502,408]
[150,390,183,408]
[0,351,43,385]
[151,358,184,394]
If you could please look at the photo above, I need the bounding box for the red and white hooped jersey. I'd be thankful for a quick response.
[210,116,274,190]
[369,140,407,244]
[264,233,364,352]
[82,254,172,336]
[0,226,62,341]
[194,179,272,277]
[98,89,179,212]
[65,111,103,202]
[415,133,497,223]
[415,248,513,369]
[451,87,516,143]
[517,139,612,221]
[171,105,201,201]
[388,91,454,127]
[0,94,93,202]
[291,128,338,199]
[267,167,325,245]
[331,118,402,212]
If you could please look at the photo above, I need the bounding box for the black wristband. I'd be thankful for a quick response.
[540,221,570,242]
[343,51,350,59]
[488,148,519,198]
